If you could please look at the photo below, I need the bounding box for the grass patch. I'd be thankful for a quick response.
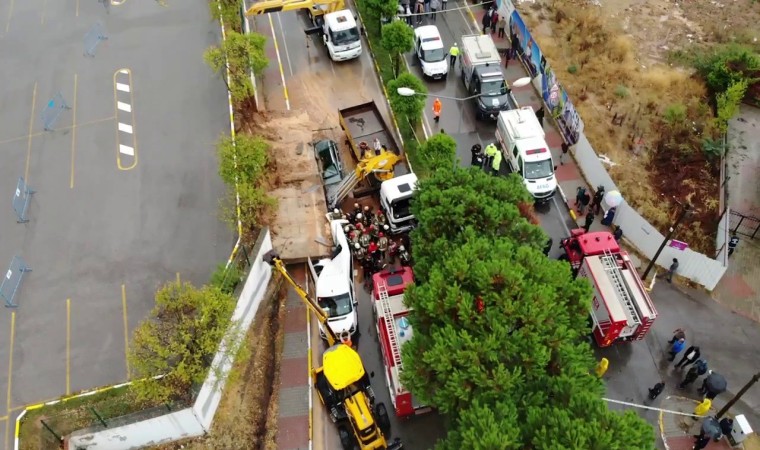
[355,3,429,178]
[18,382,176,450]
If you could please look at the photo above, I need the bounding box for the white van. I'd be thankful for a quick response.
[414,25,448,80]
[322,11,362,62]
[309,219,358,340]
[495,107,557,202]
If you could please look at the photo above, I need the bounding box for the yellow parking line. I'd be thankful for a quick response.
[4,0,15,33]
[6,312,15,415]
[24,83,37,182]
[66,298,71,395]
[70,74,78,189]
[122,285,130,379]
[267,15,290,110]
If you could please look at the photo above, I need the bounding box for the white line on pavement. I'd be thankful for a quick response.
[118,123,133,134]
[119,144,134,156]
[117,101,131,112]
[116,83,130,92]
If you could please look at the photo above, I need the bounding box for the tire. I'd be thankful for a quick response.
[338,425,356,450]
[375,402,391,435]
[558,253,569,262]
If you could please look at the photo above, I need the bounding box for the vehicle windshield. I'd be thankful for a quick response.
[422,47,445,62]
[330,27,360,46]
[481,79,508,96]
[391,198,412,219]
[318,293,353,317]
[523,159,555,179]
[317,145,339,178]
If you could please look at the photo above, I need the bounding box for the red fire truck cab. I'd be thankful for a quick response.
[560,229,658,347]
[372,267,432,419]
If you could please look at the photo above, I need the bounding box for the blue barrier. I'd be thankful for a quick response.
[0,256,32,308]
[12,177,35,223]
[84,21,109,57]
[41,93,71,131]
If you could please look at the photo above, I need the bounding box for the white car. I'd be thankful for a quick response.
[414,25,448,80]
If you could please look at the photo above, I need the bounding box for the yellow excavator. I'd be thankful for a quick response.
[245,0,363,62]
[263,251,403,450]
[328,150,402,210]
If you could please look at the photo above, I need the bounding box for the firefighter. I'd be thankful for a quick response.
[352,202,362,217]
[354,212,363,227]
[363,205,374,223]
[368,240,380,263]
[377,232,389,255]
[344,224,355,234]
[387,239,399,265]
[329,208,343,220]
[362,256,375,290]
[348,230,359,247]
[353,242,366,261]
[398,245,411,266]
[359,228,372,248]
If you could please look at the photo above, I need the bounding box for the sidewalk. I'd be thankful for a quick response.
[659,396,734,450]
[276,266,310,450]
[465,5,609,233]
[712,105,760,322]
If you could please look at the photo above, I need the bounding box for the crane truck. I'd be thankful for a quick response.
[246,0,362,62]
[559,229,658,347]
[336,101,418,235]
[263,251,403,450]
[372,267,432,419]
[460,34,516,120]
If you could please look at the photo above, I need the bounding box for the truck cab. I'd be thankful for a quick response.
[414,25,448,80]
[310,220,358,340]
[380,173,418,235]
[496,107,557,202]
[321,11,362,62]
[460,34,514,120]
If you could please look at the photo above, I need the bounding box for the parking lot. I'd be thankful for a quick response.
[0,0,231,445]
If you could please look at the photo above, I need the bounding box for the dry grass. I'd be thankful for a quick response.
[522,1,720,253]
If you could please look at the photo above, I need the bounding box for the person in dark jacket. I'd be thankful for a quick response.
[648,381,665,400]
[470,144,482,167]
[583,210,595,233]
[675,345,701,368]
[590,186,605,214]
[613,225,624,242]
[679,365,701,389]
[535,106,545,127]
[482,8,493,34]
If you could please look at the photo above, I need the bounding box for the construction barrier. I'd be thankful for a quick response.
[11,177,35,223]
[0,256,32,308]
[83,22,109,57]
[40,93,71,131]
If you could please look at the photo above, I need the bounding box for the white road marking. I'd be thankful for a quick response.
[276,13,294,78]
[116,83,130,92]
[118,123,133,134]
[119,144,134,156]
[119,69,128,74]
[552,195,572,236]
[117,101,132,112]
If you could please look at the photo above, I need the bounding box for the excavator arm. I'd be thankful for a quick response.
[263,250,340,346]
[245,0,345,16]
[354,151,402,182]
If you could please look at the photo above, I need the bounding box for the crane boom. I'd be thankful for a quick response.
[245,0,345,16]
[263,250,341,346]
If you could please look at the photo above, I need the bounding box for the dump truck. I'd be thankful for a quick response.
[559,229,658,347]
[264,251,403,450]
[336,101,418,234]
[372,267,432,418]
[460,34,516,120]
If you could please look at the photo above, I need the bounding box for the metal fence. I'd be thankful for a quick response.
[12,177,35,223]
[0,256,32,308]
[83,22,109,57]
[40,93,71,131]
[729,210,760,239]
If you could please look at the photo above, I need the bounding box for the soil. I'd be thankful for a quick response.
[518,0,760,252]
[156,278,286,450]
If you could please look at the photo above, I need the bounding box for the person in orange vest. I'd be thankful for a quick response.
[432,98,442,123]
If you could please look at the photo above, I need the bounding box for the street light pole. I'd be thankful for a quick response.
[641,202,691,281]
[716,372,760,419]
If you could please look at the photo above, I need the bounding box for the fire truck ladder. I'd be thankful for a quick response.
[600,249,640,324]
[377,280,404,370]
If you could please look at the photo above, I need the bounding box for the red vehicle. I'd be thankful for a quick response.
[560,229,657,347]
[372,267,432,419]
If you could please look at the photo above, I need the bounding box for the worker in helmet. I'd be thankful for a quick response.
[353,242,366,260]
[352,203,362,217]
[399,245,411,266]
[359,228,371,248]
[377,232,388,254]
[329,208,343,220]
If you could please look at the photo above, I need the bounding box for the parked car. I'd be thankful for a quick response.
[414,25,448,80]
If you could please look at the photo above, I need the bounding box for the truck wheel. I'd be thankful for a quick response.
[558,253,569,262]
[375,402,391,435]
[338,425,356,450]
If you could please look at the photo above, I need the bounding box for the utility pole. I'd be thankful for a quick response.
[641,202,691,281]
[716,372,760,418]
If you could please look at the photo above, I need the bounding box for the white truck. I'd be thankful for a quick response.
[246,0,362,62]
[308,220,359,340]
[380,173,418,235]
[414,25,448,80]
[495,107,557,202]
[460,34,516,120]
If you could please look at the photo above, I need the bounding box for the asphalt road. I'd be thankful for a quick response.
[0,0,231,444]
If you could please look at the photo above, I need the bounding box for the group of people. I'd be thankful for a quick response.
[328,203,412,289]
[470,143,502,175]
[575,185,623,241]
[398,0,445,25]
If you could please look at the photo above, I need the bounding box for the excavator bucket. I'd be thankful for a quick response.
[263,250,280,265]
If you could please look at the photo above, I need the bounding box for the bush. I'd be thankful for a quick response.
[236,183,277,233]
[381,21,415,77]
[614,85,630,98]
[204,31,269,104]
[217,134,270,186]
[419,132,457,171]
[387,73,427,125]
[211,262,242,294]
[567,64,578,74]
[663,103,687,126]
[692,43,760,96]
[716,79,749,133]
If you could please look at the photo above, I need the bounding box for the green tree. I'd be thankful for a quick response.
[435,400,521,450]
[217,134,270,185]
[692,43,760,95]
[204,31,269,104]
[418,132,457,171]
[387,73,427,125]
[129,282,236,402]
[380,21,415,77]
[235,183,277,233]
[209,0,244,32]
[716,79,749,133]
[363,0,399,23]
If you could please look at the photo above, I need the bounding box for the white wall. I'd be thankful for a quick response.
[67,230,274,449]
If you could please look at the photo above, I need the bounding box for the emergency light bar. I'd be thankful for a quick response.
[526,148,548,155]
[423,37,440,42]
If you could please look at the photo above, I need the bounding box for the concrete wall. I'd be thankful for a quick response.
[68,230,274,449]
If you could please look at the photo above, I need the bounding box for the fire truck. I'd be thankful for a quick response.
[372,267,432,419]
[560,229,657,347]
